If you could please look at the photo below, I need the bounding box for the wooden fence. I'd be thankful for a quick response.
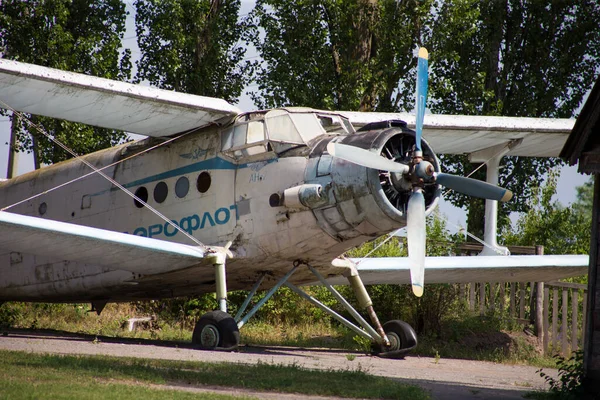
[456,243,588,356]
[459,281,587,356]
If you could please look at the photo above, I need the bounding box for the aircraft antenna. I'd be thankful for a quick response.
[0,99,207,249]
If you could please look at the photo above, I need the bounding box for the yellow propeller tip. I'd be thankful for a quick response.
[412,285,424,297]
[418,47,428,60]
[501,190,513,202]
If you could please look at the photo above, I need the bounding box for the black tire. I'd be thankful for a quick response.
[374,319,418,359]
[192,310,240,351]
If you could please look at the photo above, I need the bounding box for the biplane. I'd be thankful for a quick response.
[0,49,587,357]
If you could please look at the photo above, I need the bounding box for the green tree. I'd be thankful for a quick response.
[248,0,432,111]
[0,0,132,166]
[573,178,593,223]
[429,0,600,239]
[134,0,249,101]
[503,171,591,255]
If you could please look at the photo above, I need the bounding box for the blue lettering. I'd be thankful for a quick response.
[130,204,236,237]
[200,212,215,229]
[164,220,179,237]
[214,207,230,225]
[229,204,238,220]
[133,227,148,237]
[180,214,200,234]
[148,224,163,238]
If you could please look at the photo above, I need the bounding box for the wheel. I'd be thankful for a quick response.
[192,310,240,351]
[373,320,418,359]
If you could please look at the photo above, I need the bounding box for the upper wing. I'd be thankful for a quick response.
[0,211,209,275]
[323,255,588,285]
[0,59,240,137]
[341,112,574,157]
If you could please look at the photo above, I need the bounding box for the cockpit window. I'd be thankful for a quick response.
[317,114,354,134]
[220,109,351,161]
[221,121,266,152]
[265,110,303,143]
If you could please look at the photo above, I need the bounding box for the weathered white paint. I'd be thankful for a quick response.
[342,111,574,157]
[0,59,240,136]
[0,60,586,304]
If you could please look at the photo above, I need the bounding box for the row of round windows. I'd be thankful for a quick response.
[133,171,212,208]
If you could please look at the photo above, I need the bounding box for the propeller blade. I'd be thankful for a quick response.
[435,173,513,202]
[327,142,409,174]
[415,47,428,152]
[407,189,426,297]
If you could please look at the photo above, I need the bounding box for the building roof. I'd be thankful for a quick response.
[560,75,600,173]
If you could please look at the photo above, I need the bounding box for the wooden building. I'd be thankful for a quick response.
[561,75,600,390]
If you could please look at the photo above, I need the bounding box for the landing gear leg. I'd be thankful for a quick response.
[192,251,239,351]
[335,259,418,358]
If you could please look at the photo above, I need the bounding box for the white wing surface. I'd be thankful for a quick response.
[0,59,240,137]
[0,211,208,275]
[341,112,574,157]
[324,255,588,285]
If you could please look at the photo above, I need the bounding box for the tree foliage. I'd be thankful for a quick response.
[134,0,249,102]
[247,0,432,111]
[0,0,132,165]
[429,0,600,238]
[503,171,591,255]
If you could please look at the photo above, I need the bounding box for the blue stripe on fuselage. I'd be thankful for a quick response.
[88,156,277,197]
[122,157,237,189]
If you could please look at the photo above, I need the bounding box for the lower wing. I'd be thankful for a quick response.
[323,255,588,285]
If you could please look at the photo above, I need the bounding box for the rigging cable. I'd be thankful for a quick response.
[0,99,207,249]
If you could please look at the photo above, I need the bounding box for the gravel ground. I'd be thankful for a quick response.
[0,329,556,400]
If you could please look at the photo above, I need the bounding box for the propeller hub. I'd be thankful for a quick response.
[414,160,435,181]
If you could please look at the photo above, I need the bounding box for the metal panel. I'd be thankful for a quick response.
[0,211,206,275]
[0,59,240,137]
[321,255,588,285]
[341,112,574,157]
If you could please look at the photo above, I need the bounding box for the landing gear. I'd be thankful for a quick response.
[192,248,239,351]
[192,310,240,350]
[372,320,418,359]
[196,254,418,358]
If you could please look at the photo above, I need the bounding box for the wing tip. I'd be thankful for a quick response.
[412,284,424,297]
[501,190,513,202]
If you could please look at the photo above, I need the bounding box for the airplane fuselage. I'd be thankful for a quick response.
[0,108,440,302]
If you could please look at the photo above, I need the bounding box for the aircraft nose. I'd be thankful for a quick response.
[296,129,441,243]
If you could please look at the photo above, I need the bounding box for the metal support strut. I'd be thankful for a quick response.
[236,265,298,329]
[232,260,390,348]
[307,264,389,346]
[211,251,228,313]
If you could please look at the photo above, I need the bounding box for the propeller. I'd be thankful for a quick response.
[415,47,428,152]
[326,142,409,174]
[407,188,425,297]
[327,47,512,297]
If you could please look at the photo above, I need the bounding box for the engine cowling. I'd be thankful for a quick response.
[303,123,441,242]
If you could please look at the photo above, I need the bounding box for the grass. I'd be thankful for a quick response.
[0,350,430,400]
[0,302,561,368]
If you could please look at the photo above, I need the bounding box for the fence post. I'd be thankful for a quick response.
[544,286,550,354]
[572,290,579,353]
[536,282,544,338]
[480,283,486,316]
[535,246,545,338]
[510,282,516,318]
[562,288,569,356]
[469,283,475,311]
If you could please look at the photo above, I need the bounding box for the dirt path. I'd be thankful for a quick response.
[0,329,556,399]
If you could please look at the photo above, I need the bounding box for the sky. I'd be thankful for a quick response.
[0,0,591,234]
